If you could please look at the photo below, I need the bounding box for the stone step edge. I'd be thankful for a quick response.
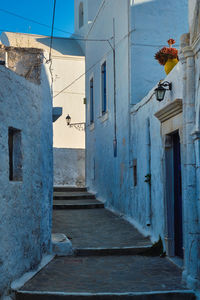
[53,195,96,200]
[53,198,97,201]
[53,203,104,210]
[54,187,87,192]
[16,290,196,300]
[74,245,154,256]
[11,255,55,291]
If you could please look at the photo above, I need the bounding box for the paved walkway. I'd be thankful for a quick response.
[21,255,186,293]
[16,187,195,300]
[52,208,151,248]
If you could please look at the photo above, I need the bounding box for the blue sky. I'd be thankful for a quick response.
[0,0,74,37]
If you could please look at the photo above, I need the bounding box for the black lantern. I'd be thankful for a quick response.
[66,114,71,125]
[65,114,85,131]
[155,81,172,101]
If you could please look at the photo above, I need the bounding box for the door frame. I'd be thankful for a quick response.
[164,130,183,258]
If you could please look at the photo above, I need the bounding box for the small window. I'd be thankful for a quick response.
[133,159,137,186]
[90,78,94,124]
[79,2,84,28]
[8,127,22,181]
[101,61,107,114]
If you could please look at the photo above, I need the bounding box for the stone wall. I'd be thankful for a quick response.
[54,148,85,187]
[0,48,53,296]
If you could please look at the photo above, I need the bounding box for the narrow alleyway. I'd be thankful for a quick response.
[16,187,195,300]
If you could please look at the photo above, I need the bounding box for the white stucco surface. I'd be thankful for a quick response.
[0,32,86,149]
[1,32,86,189]
[129,64,183,240]
[130,0,188,104]
[53,148,85,187]
[0,53,53,296]
[76,0,200,291]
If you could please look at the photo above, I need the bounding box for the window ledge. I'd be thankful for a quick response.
[100,111,109,123]
[89,122,95,131]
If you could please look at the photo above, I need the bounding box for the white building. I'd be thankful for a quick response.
[1,32,86,187]
[73,0,200,292]
[0,44,53,297]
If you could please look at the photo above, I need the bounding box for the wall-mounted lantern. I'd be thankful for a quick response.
[66,114,71,126]
[155,81,172,102]
[66,114,85,131]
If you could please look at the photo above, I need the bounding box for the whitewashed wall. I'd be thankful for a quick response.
[129,63,183,240]
[130,0,188,104]
[1,33,86,187]
[83,0,188,208]
[84,0,130,203]
[0,53,53,296]
[0,32,86,149]
[54,148,85,187]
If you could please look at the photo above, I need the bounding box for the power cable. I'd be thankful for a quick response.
[86,0,106,38]
[0,7,82,37]
[54,28,179,98]
[0,27,111,43]
[48,0,57,62]
[47,0,57,96]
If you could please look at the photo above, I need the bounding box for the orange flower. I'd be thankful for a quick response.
[154,39,178,65]
[168,39,175,47]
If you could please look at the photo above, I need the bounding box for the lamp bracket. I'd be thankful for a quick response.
[68,122,85,131]
[160,81,172,90]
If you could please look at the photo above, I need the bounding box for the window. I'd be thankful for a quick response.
[79,2,84,28]
[101,61,107,114]
[90,78,94,124]
[8,127,22,181]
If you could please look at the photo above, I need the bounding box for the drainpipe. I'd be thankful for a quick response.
[113,18,117,157]
[181,35,199,289]
[145,118,151,226]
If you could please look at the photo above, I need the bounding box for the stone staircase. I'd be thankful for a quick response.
[53,186,104,210]
[15,187,196,300]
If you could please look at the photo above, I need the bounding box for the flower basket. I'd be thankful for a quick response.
[154,39,179,75]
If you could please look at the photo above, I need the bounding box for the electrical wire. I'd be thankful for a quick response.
[54,29,178,98]
[48,0,57,62]
[0,7,82,37]
[0,27,111,43]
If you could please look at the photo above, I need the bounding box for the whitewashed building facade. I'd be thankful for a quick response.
[74,0,200,292]
[0,45,53,297]
[1,32,86,187]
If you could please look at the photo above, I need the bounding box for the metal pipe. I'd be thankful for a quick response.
[145,117,151,226]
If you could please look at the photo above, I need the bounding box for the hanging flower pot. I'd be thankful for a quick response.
[164,58,179,75]
[154,39,179,75]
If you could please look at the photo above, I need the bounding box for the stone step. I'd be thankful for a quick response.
[74,245,153,256]
[53,199,104,210]
[16,255,194,300]
[53,192,96,200]
[54,186,87,193]
[16,291,196,300]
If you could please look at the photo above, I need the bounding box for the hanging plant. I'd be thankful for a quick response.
[154,39,179,75]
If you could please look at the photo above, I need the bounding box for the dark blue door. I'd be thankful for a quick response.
[173,132,183,258]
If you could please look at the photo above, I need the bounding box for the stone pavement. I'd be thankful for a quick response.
[52,209,151,249]
[16,187,196,300]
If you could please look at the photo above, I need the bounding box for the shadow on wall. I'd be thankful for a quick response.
[36,37,84,56]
